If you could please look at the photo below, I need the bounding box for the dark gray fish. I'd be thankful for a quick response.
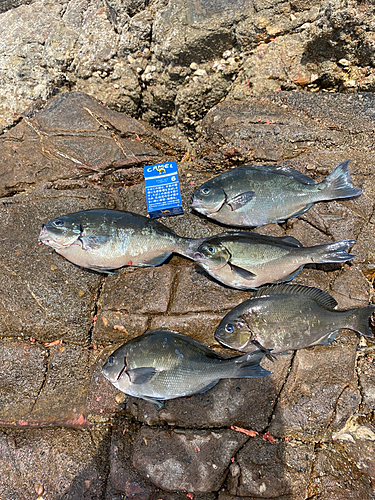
[38,209,203,273]
[191,161,362,227]
[193,232,355,289]
[215,284,375,353]
[101,329,271,404]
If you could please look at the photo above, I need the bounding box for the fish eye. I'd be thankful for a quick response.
[107,356,115,365]
[207,246,215,254]
[53,219,64,227]
[201,187,210,195]
[225,324,234,333]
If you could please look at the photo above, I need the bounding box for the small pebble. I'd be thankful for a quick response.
[115,392,126,405]
[34,483,44,496]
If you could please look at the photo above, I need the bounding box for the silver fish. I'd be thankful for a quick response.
[215,284,375,353]
[193,232,355,289]
[38,209,202,273]
[102,328,271,404]
[191,160,362,227]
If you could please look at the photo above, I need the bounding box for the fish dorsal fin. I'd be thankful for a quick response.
[252,284,338,310]
[211,231,302,248]
[247,165,316,185]
[275,235,302,248]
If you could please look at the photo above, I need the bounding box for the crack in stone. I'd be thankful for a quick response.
[28,348,51,417]
[354,346,367,415]
[88,276,107,347]
[99,423,114,496]
[305,442,320,500]
[326,383,350,432]
[262,350,296,433]
[165,267,180,314]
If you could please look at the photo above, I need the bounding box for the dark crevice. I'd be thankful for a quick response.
[102,424,114,494]
[165,267,180,314]
[87,276,107,347]
[262,350,296,432]
[27,348,51,417]
[326,383,350,432]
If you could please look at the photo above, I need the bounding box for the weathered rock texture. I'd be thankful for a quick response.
[3,0,375,136]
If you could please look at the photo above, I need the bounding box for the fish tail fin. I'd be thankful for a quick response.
[308,239,356,263]
[227,350,272,379]
[173,237,207,260]
[346,305,375,337]
[316,160,362,201]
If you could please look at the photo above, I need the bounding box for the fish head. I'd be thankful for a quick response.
[215,317,254,351]
[38,214,82,250]
[193,241,230,269]
[102,349,131,392]
[191,182,226,215]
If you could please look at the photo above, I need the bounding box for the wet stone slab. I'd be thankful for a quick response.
[132,427,248,492]
[0,339,91,427]
[226,436,314,499]
[0,426,111,500]
[269,344,360,441]
[0,90,374,498]
[307,445,373,500]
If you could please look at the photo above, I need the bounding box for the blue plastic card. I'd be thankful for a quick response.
[144,161,184,219]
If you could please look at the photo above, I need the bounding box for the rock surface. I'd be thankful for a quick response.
[1,20,375,498]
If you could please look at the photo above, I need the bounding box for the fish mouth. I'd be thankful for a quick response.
[190,195,224,216]
[215,334,251,352]
[38,225,48,242]
[193,251,204,260]
[38,225,77,249]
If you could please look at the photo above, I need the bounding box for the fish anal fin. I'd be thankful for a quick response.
[309,330,339,346]
[289,203,314,219]
[140,252,172,267]
[229,263,256,280]
[227,191,255,211]
[128,367,157,385]
[252,283,338,310]
[139,396,165,406]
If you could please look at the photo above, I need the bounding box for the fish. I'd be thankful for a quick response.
[38,209,203,273]
[101,328,271,404]
[193,232,355,289]
[215,284,375,354]
[190,160,362,227]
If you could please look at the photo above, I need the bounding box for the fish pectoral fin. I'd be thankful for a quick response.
[229,263,256,280]
[251,340,277,362]
[227,191,255,211]
[127,367,157,385]
[79,235,111,250]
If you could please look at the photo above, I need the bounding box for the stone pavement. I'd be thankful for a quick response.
[0,91,374,499]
